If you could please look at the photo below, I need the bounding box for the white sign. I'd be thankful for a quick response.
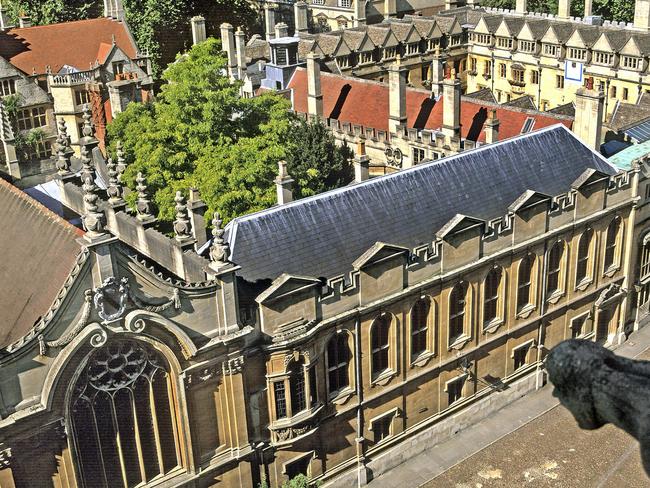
[564,61,584,84]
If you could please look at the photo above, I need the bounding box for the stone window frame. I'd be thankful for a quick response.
[511,338,536,371]
[593,51,614,66]
[0,78,16,97]
[412,146,426,165]
[639,232,650,283]
[406,42,420,56]
[282,450,315,479]
[74,89,91,108]
[542,43,560,58]
[16,106,47,131]
[546,239,568,304]
[359,50,374,65]
[556,74,564,89]
[24,139,52,161]
[473,33,491,45]
[444,372,468,407]
[268,353,318,423]
[621,55,642,71]
[482,265,506,333]
[570,310,593,339]
[498,62,507,78]
[510,66,525,85]
[409,295,436,366]
[369,313,398,386]
[325,329,355,402]
[567,47,587,61]
[518,40,536,53]
[496,36,513,50]
[383,46,398,60]
[530,69,540,84]
[450,34,462,46]
[603,216,623,276]
[448,281,472,350]
[516,252,538,318]
[575,227,596,290]
[368,407,399,445]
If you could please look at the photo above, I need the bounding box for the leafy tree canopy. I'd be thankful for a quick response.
[477,0,634,22]
[107,38,352,224]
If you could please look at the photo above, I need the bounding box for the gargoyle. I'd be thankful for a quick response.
[546,339,650,475]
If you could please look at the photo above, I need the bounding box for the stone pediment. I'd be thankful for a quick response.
[352,242,409,270]
[566,29,586,49]
[571,168,611,190]
[620,36,642,57]
[358,33,376,53]
[473,17,493,35]
[436,214,485,240]
[256,274,321,304]
[404,25,422,44]
[591,33,613,53]
[508,190,552,213]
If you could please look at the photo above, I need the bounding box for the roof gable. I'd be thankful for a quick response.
[571,168,611,189]
[566,29,587,48]
[436,214,485,239]
[621,36,642,56]
[352,242,409,269]
[255,274,321,304]
[473,16,492,35]
[542,25,561,44]
[508,190,552,213]
[357,33,376,52]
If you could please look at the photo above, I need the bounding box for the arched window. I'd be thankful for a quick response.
[483,267,502,325]
[576,228,593,284]
[411,298,430,359]
[71,340,180,487]
[640,237,650,281]
[327,333,350,395]
[517,254,534,313]
[449,282,468,343]
[289,360,307,414]
[604,217,621,270]
[371,315,391,377]
[546,241,564,296]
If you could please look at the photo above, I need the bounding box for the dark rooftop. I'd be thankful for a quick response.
[226,125,617,283]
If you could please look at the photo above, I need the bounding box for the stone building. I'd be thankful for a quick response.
[0,2,152,181]
[1,113,648,486]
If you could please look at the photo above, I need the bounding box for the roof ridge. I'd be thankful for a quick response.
[9,17,117,32]
[0,178,84,237]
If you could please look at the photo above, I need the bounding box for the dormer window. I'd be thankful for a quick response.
[497,37,513,50]
[542,43,559,57]
[407,42,420,55]
[428,38,440,51]
[519,40,536,53]
[360,51,373,64]
[383,47,397,59]
[622,55,642,71]
[594,51,613,66]
[338,0,351,6]
[0,78,16,97]
[450,34,461,46]
[568,47,587,61]
[473,33,491,45]
[337,55,350,68]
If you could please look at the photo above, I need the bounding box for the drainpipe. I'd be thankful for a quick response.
[354,314,366,487]
[536,240,550,390]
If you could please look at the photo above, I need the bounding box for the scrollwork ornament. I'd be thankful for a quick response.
[128,318,146,333]
[0,448,11,468]
[89,328,108,348]
[93,277,130,323]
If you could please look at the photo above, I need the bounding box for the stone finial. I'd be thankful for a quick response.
[173,191,193,241]
[55,118,73,176]
[209,212,230,265]
[81,146,105,238]
[115,141,127,181]
[135,172,154,222]
[82,104,94,138]
[106,157,124,206]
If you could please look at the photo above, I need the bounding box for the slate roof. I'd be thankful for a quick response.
[0,18,137,75]
[504,95,537,110]
[226,126,617,282]
[0,178,84,348]
[607,94,650,132]
[287,68,572,141]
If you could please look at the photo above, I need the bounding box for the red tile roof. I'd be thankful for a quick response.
[287,68,573,142]
[0,18,138,75]
[0,178,84,349]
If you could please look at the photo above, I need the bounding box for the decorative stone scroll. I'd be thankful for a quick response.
[185,363,222,389]
[0,447,11,468]
[39,290,93,355]
[128,287,181,313]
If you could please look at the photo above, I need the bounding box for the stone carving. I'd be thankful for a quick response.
[227,355,244,374]
[106,157,124,205]
[115,140,127,181]
[546,339,650,474]
[185,364,222,388]
[39,290,93,355]
[135,172,154,222]
[209,212,230,265]
[173,191,192,241]
[93,277,130,323]
[128,287,181,313]
[55,118,72,176]
[81,104,94,138]
[80,145,105,237]
[0,447,11,468]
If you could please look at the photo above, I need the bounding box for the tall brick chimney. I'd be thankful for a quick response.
[354,138,370,183]
[307,52,323,119]
[191,16,206,45]
[388,56,407,134]
[442,68,461,142]
[558,0,571,18]
[484,109,499,144]
[573,77,605,151]
[220,23,237,80]
[295,1,309,33]
[275,161,294,205]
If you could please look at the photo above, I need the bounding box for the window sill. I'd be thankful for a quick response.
[483,318,504,334]
[271,403,324,430]
[575,277,593,292]
[448,334,471,351]
[371,369,397,387]
[411,351,436,368]
[516,303,536,319]
[329,387,355,405]
[603,265,620,278]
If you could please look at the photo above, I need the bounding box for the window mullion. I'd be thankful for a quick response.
[128,389,148,483]
[165,374,182,469]
[88,401,111,487]
[148,380,166,476]
[109,395,131,488]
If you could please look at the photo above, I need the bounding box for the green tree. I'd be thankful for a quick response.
[478,0,634,21]
[107,38,352,223]
[4,0,99,25]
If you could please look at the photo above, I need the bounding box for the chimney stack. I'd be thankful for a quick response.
[275,22,289,39]
[18,13,31,28]
[354,139,370,183]
[635,0,650,30]
[388,56,407,134]
[191,16,206,45]
[220,23,237,80]
[431,47,445,98]
[484,109,499,144]
[573,77,605,152]
[584,0,593,16]
[235,28,246,80]
[442,68,461,142]
[265,4,276,40]
[275,161,294,205]
[384,0,397,18]
[187,188,208,251]
[295,1,309,33]
[307,52,323,119]
[354,0,367,26]
[0,2,12,30]
[558,0,571,18]
[516,0,527,13]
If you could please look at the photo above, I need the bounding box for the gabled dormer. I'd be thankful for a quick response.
[565,29,589,63]
[540,25,563,58]
[353,242,410,305]
[472,17,493,47]
[437,214,485,270]
[508,190,552,244]
[572,168,611,218]
[591,33,616,67]
[620,36,645,72]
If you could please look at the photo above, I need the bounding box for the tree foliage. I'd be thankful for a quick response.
[477,0,634,21]
[107,38,352,224]
[4,0,99,25]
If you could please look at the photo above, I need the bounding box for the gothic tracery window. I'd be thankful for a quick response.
[71,340,180,488]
